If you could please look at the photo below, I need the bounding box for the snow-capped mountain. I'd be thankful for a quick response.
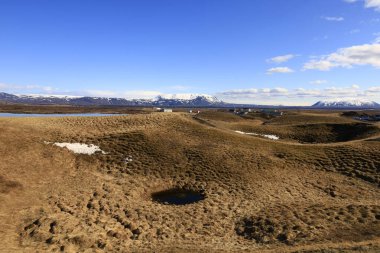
[18,94,82,99]
[0,92,225,107]
[154,93,222,106]
[156,93,220,103]
[312,98,380,108]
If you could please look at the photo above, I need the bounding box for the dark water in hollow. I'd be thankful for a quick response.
[152,188,205,205]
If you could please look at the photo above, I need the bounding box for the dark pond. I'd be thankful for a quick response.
[0,113,127,118]
[152,188,205,205]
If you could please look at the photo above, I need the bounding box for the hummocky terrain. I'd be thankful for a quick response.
[0,108,379,252]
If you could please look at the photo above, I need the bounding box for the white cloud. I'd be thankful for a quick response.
[269,87,288,93]
[267,54,295,64]
[84,90,162,99]
[374,32,380,43]
[294,88,322,96]
[266,67,294,74]
[0,82,56,93]
[323,85,360,96]
[303,60,335,71]
[216,85,380,104]
[365,0,380,11]
[303,43,380,71]
[352,84,360,89]
[310,80,328,85]
[366,86,380,93]
[322,16,344,22]
[344,0,380,11]
[349,29,360,34]
[217,87,288,99]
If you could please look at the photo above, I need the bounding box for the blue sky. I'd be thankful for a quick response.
[0,0,379,105]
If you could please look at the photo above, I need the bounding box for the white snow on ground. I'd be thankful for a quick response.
[261,134,280,140]
[52,143,106,155]
[234,130,279,140]
[124,155,133,163]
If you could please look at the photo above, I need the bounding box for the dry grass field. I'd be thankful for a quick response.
[0,104,149,114]
[0,109,379,252]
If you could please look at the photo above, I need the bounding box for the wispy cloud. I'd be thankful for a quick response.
[84,90,162,99]
[266,67,294,74]
[167,85,192,91]
[310,80,328,85]
[344,0,380,11]
[216,84,380,103]
[323,84,361,96]
[216,87,289,99]
[303,43,380,71]
[349,29,360,34]
[374,32,380,43]
[267,54,296,64]
[365,0,380,11]
[322,16,344,22]
[367,86,380,93]
[293,88,322,96]
[0,82,56,93]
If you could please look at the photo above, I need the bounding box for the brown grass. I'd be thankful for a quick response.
[0,110,379,252]
[0,104,150,114]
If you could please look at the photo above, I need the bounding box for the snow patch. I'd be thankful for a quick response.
[52,143,106,155]
[234,130,279,140]
[124,155,133,164]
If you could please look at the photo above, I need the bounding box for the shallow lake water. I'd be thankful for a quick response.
[0,113,126,118]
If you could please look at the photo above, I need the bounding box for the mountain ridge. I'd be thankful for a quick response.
[2,92,380,108]
[0,92,226,107]
[312,98,380,108]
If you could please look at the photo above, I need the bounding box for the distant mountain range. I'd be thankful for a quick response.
[1,92,379,108]
[312,99,380,108]
[0,92,226,107]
